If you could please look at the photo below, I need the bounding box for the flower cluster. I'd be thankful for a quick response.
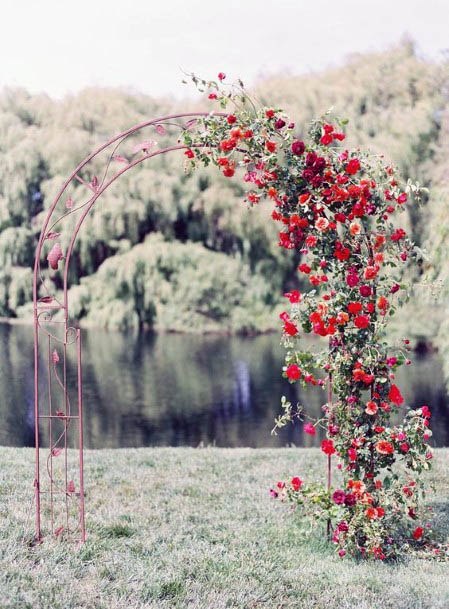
[183,73,432,559]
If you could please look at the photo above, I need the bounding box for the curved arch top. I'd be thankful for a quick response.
[32,110,227,542]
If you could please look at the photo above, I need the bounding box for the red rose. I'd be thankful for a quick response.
[222,165,235,178]
[320,133,333,145]
[332,490,346,504]
[421,405,431,418]
[388,384,404,406]
[346,159,361,175]
[265,140,277,153]
[359,285,372,297]
[375,440,394,455]
[284,290,301,303]
[286,364,301,381]
[291,140,305,156]
[291,476,303,491]
[284,321,298,336]
[412,526,424,540]
[346,272,359,287]
[227,115,237,125]
[218,72,226,81]
[354,315,370,329]
[184,149,195,159]
[321,439,336,456]
[298,263,311,274]
[347,302,363,315]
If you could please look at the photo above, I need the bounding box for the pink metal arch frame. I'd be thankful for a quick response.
[32,112,226,543]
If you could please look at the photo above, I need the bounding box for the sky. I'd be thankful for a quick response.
[1,0,448,99]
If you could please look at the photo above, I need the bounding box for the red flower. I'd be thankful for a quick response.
[265,109,275,119]
[347,302,363,315]
[365,401,378,415]
[346,272,359,287]
[320,133,333,145]
[376,440,394,455]
[218,72,226,81]
[286,364,301,381]
[377,296,389,312]
[346,159,361,175]
[222,163,235,178]
[321,439,336,456]
[298,263,311,274]
[265,140,277,153]
[284,321,298,336]
[421,405,431,418]
[291,476,303,491]
[366,507,385,520]
[412,526,424,540]
[284,290,301,303]
[303,422,316,436]
[348,448,358,461]
[291,140,305,155]
[354,315,370,329]
[184,149,195,159]
[391,228,406,242]
[364,265,379,280]
[388,384,404,406]
[227,115,237,125]
[332,490,346,504]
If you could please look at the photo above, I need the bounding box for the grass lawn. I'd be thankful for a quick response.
[1,446,449,609]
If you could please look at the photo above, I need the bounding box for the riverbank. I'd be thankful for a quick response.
[1,447,449,609]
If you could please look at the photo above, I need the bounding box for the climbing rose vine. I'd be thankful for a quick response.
[183,74,435,560]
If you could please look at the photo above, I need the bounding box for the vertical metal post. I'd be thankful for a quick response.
[33,318,41,541]
[326,368,333,540]
[77,329,86,542]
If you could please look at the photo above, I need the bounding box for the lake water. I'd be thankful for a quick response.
[1,322,448,448]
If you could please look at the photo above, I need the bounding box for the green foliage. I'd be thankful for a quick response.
[0,42,447,337]
[70,234,278,333]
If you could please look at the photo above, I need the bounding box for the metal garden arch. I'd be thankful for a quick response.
[32,112,227,543]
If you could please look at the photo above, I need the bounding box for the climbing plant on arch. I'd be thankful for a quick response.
[33,74,433,559]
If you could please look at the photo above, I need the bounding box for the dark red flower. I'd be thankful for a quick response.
[344,493,357,507]
[218,72,226,81]
[291,140,305,156]
[332,490,346,505]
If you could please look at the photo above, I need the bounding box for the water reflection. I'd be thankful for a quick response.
[0,322,448,448]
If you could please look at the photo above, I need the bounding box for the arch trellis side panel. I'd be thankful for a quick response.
[32,112,226,542]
